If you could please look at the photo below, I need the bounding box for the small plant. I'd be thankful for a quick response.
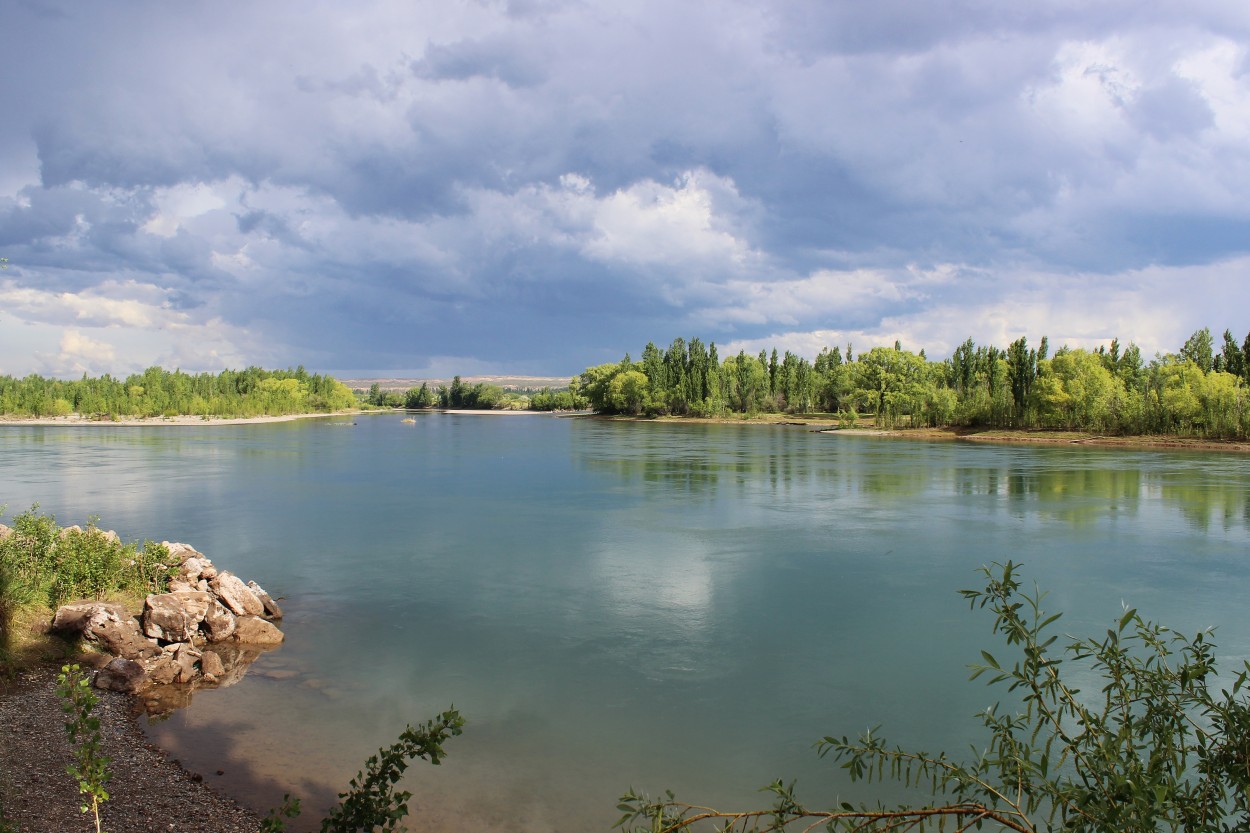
[262,708,465,833]
[259,795,302,833]
[57,664,111,833]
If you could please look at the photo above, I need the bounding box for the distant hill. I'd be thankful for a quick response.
[338,375,574,393]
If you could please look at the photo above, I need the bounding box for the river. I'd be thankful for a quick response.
[3,413,1248,831]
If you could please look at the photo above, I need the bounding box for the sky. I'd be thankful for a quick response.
[2,1,1249,379]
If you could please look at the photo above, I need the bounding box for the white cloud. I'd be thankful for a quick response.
[720,255,1250,362]
[580,171,758,272]
[0,278,260,376]
[141,182,229,238]
[33,330,117,378]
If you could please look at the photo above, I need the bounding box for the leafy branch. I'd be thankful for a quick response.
[617,562,1250,833]
[261,708,466,833]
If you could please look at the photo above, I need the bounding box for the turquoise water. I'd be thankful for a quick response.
[3,414,1249,831]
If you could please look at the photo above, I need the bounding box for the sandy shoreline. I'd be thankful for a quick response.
[0,411,360,427]
[593,413,1250,453]
[824,425,1250,453]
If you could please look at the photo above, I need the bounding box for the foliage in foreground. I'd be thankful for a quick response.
[260,708,466,833]
[617,562,1250,833]
[58,664,111,833]
[50,662,464,833]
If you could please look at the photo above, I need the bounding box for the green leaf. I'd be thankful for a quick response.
[1119,608,1137,632]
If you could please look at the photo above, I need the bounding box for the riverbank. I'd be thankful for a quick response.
[595,413,1250,453]
[0,411,359,427]
[835,425,1250,453]
[0,665,262,833]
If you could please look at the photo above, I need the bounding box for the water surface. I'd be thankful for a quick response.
[3,414,1248,831]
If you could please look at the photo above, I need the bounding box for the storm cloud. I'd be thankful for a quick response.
[2,0,1248,377]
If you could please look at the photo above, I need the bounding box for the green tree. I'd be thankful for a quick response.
[1180,327,1215,373]
[609,370,650,415]
[1034,350,1122,432]
[404,383,435,409]
[851,346,930,428]
[578,363,625,413]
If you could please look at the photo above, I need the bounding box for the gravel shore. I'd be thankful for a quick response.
[0,665,262,833]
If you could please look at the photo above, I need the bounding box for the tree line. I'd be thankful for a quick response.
[0,366,357,419]
[368,376,587,411]
[576,327,1250,439]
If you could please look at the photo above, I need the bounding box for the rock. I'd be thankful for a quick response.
[167,579,196,593]
[0,523,12,541]
[210,572,264,616]
[52,601,160,660]
[146,654,180,685]
[94,658,147,693]
[179,557,207,580]
[232,616,284,645]
[52,601,130,633]
[170,643,202,683]
[57,524,83,539]
[143,591,212,643]
[163,541,202,562]
[247,581,283,619]
[102,529,121,545]
[200,650,226,679]
[202,600,237,642]
[200,565,218,580]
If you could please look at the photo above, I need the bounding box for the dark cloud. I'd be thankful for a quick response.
[1,0,1248,375]
[412,37,547,87]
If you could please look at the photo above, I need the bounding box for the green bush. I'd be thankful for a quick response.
[0,507,174,611]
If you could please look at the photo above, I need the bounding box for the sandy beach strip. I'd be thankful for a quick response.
[0,411,360,427]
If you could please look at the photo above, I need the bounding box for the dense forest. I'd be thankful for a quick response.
[0,366,357,419]
[573,327,1250,439]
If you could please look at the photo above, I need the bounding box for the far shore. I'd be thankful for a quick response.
[833,425,1250,453]
[0,410,361,427]
[592,413,1250,453]
[3,408,1247,453]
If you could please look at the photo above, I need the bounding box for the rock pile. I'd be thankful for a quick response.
[50,542,284,710]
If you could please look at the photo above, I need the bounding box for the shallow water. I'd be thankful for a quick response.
[4,414,1249,831]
